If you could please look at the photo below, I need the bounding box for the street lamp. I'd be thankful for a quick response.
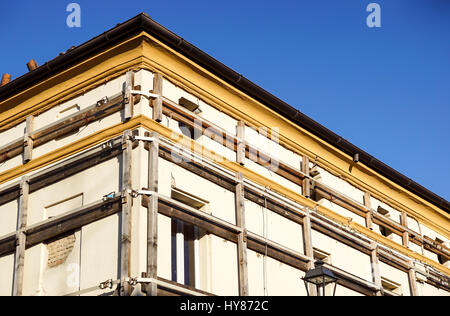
[302,260,338,296]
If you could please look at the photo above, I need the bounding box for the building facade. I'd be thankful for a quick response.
[0,13,449,296]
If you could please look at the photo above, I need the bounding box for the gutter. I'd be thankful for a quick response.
[0,13,448,214]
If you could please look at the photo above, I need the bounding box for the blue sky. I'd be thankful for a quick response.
[1,1,449,200]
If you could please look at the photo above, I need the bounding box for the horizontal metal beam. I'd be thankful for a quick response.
[142,195,240,243]
[0,136,124,206]
[0,94,124,164]
[322,263,380,296]
[135,277,213,296]
[0,195,122,257]
[0,232,16,258]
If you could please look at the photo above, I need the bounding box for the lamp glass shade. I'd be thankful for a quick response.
[303,263,337,285]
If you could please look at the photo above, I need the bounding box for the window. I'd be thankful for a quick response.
[381,277,402,296]
[178,121,202,141]
[170,189,210,289]
[171,220,201,288]
[179,97,201,114]
[377,206,393,239]
[171,188,208,211]
[435,238,449,266]
[312,248,333,295]
[177,98,202,140]
[377,206,389,216]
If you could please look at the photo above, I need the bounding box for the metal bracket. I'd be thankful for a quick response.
[96,96,109,107]
[126,277,156,286]
[312,205,319,213]
[129,90,160,100]
[102,140,115,150]
[121,190,132,204]
[99,279,114,290]
[132,135,157,143]
[103,192,116,202]
[242,229,248,243]
[135,189,158,197]
[15,232,21,246]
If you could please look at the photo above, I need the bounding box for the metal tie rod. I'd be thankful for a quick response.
[65,279,120,296]
[133,135,159,143]
[134,189,158,196]
[127,277,208,296]
[129,90,160,99]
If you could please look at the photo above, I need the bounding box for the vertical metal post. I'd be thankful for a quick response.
[146,132,159,296]
[124,71,134,121]
[13,176,29,296]
[235,172,249,296]
[364,193,382,296]
[401,211,419,296]
[236,121,246,166]
[23,116,34,163]
[302,208,317,296]
[301,156,311,198]
[120,130,133,296]
[363,192,373,230]
[152,73,163,123]
[370,242,382,296]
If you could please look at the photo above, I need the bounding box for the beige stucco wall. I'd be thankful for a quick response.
[163,78,238,137]
[32,111,122,161]
[0,253,14,296]
[79,214,120,296]
[21,214,120,296]
[41,231,81,296]
[379,261,411,296]
[28,157,120,226]
[209,234,239,296]
[316,167,365,205]
[335,285,364,296]
[318,199,366,227]
[0,199,18,237]
[244,125,302,171]
[0,121,26,149]
[245,159,302,194]
[418,281,450,296]
[32,74,127,132]
[23,244,46,296]
[0,155,23,174]
[158,157,236,225]
[245,199,304,254]
[247,249,307,296]
[312,229,372,282]
[370,196,403,225]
